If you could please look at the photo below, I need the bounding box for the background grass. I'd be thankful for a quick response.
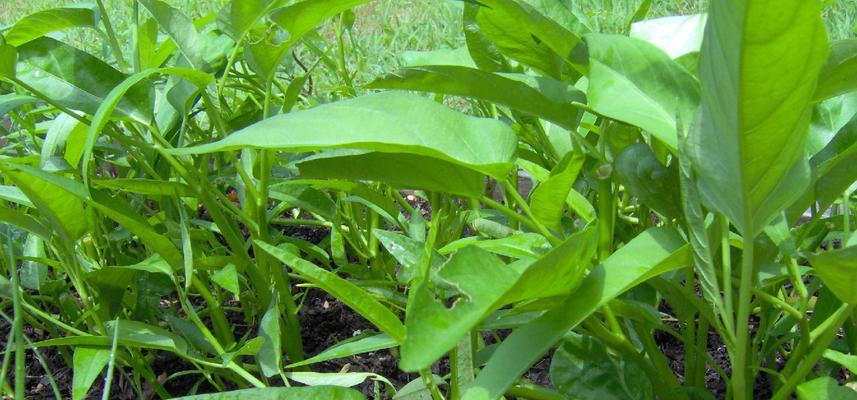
[2,0,855,84]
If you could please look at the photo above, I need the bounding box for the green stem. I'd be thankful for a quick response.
[771,304,855,400]
[732,232,756,400]
[94,0,128,71]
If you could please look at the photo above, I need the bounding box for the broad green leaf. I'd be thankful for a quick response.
[468,0,585,79]
[0,164,88,242]
[401,226,597,371]
[529,149,585,231]
[630,14,706,59]
[257,241,406,342]
[0,94,40,117]
[40,113,88,169]
[212,264,240,296]
[287,334,396,368]
[808,245,857,304]
[217,0,286,40]
[174,387,365,400]
[4,6,98,46]
[585,33,699,151]
[808,118,857,209]
[401,247,520,371]
[815,39,857,102]
[808,93,857,155]
[108,254,173,277]
[0,185,34,208]
[0,41,15,78]
[244,28,290,82]
[15,37,153,123]
[615,143,682,220]
[796,377,857,400]
[367,66,584,130]
[551,333,652,400]
[439,233,550,259]
[269,0,371,46]
[687,0,828,236]
[0,207,51,240]
[93,178,194,197]
[172,92,518,179]
[295,151,487,198]
[286,372,392,388]
[139,0,205,69]
[824,349,857,375]
[463,227,688,400]
[72,347,110,400]
[401,47,476,68]
[20,234,47,290]
[259,294,283,377]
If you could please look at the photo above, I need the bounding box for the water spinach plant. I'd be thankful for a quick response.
[1,0,856,399]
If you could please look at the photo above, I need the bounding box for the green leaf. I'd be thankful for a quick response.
[20,234,47,290]
[585,33,699,151]
[172,92,517,179]
[0,41,15,78]
[808,245,857,304]
[529,149,585,231]
[0,94,40,117]
[259,294,283,377]
[551,333,652,400]
[815,39,857,102]
[15,37,153,123]
[463,227,688,400]
[93,178,194,197]
[40,113,88,169]
[615,143,682,220]
[256,241,406,342]
[72,347,110,400]
[4,6,98,46]
[286,371,392,388]
[217,0,286,40]
[0,185,34,208]
[796,377,857,400]
[139,0,205,69]
[630,14,706,59]
[367,66,584,130]
[823,349,857,375]
[268,0,371,46]
[401,226,597,371]
[687,0,828,236]
[0,164,88,242]
[468,0,585,79]
[174,386,366,400]
[438,233,550,259]
[212,264,240,297]
[295,151,487,198]
[287,334,396,369]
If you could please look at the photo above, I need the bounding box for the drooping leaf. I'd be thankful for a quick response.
[0,164,88,242]
[687,0,828,236]
[72,347,110,400]
[4,6,99,46]
[0,94,40,117]
[367,66,584,130]
[172,92,518,179]
[615,143,682,220]
[808,245,857,304]
[268,0,371,46]
[173,386,366,399]
[256,241,406,343]
[15,37,153,123]
[815,39,857,102]
[258,293,283,377]
[463,227,688,400]
[40,113,88,169]
[295,150,487,198]
[468,0,586,79]
[585,33,700,151]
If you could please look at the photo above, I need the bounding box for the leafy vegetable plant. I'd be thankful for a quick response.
[1,0,856,399]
